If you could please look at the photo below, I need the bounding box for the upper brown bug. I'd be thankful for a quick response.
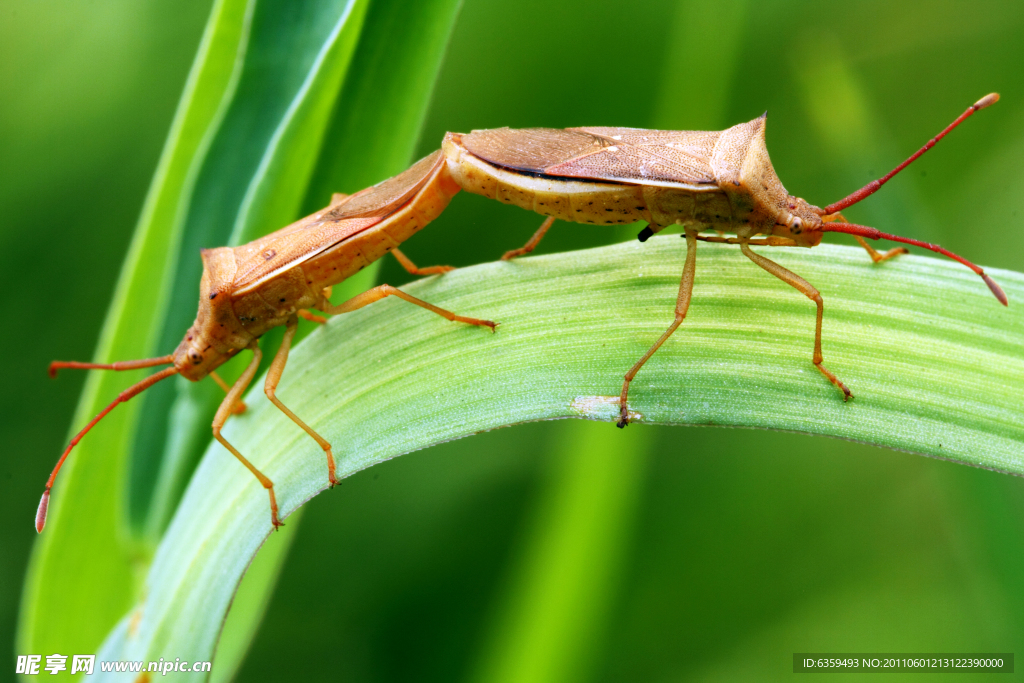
[441,92,1006,425]
[43,94,1005,531]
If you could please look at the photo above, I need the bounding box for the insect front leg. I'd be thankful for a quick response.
[739,240,853,401]
[618,228,699,428]
[502,216,555,260]
[211,341,283,529]
[265,315,338,486]
[824,211,907,263]
[210,370,246,414]
[318,285,497,330]
[853,235,909,263]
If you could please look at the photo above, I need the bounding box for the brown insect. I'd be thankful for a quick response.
[441,92,1005,426]
[41,152,496,532]
[43,93,1005,531]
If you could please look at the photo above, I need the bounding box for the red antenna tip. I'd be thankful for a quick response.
[48,362,60,379]
[821,94,1000,216]
[36,490,50,533]
[975,92,1000,110]
[983,273,1009,306]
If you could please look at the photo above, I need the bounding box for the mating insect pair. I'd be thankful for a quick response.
[41,93,1006,532]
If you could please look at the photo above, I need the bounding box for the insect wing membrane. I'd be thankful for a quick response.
[461,127,602,174]
[328,150,444,220]
[232,152,444,292]
[463,127,719,188]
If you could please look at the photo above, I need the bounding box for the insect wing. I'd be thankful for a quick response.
[232,216,382,293]
[462,127,719,188]
[461,127,601,174]
[327,150,444,220]
[232,152,444,292]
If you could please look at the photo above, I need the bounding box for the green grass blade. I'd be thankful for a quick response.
[464,5,752,672]
[229,0,370,242]
[211,1,464,676]
[209,509,303,683]
[299,0,465,308]
[131,0,370,544]
[93,240,1023,670]
[305,0,464,200]
[131,0,461,549]
[18,0,253,656]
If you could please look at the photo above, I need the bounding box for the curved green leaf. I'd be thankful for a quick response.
[229,0,370,242]
[211,1,464,676]
[94,241,1024,673]
[132,0,369,544]
[19,0,464,664]
[18,0,253,656]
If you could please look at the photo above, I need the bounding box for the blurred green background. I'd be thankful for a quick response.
[3,0,1024,681]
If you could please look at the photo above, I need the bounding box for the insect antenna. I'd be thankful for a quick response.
[38,355,178,533]
[49,354,175,378]
[820,93,999,216]
[813,93,1006,306]
[819,221,1007,306]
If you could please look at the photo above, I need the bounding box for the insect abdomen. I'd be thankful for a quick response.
[444,134,650,225]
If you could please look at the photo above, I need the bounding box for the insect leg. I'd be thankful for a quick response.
[390,247,455,275]
[299,311,325,325]
[319,285,497,330]
[618,228,698,428]
[298,286,333,324]
[853,235,908,263]
[298,310,328,324]
[211,341,284,529]
[210,370,246,414]
[739,240,853,401]
[502,216,555,260]
[824,211,907,263]
[265,315,338,486]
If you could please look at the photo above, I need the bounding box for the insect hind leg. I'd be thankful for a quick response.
[390,247,455,276]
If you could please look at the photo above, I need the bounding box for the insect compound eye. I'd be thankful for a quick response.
[188,349,203,365]
[790,218,803,234]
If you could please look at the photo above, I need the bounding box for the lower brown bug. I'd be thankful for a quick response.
[41,153,497,532]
